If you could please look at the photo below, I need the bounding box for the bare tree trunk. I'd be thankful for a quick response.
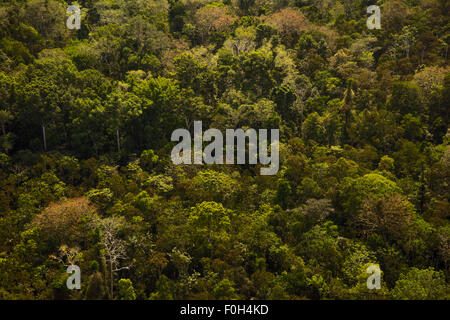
[110,260,114,299]
[42,124,47,151]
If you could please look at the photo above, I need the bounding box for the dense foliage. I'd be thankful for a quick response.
[0,0,449,299]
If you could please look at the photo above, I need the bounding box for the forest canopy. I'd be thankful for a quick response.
[0,0,449,300]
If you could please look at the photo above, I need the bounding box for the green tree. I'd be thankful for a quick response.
[188,201,232,255]
[149,275,173,300]
[117,278,136,300]
[213,278,239,300]
[392,268,449,300]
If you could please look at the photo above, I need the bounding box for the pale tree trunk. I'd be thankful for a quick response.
[42,124,47,151]
[99,218,130,300]
[110,260,114,299]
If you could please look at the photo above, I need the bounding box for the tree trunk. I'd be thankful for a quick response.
[1,123,5,136]
[110,261,114,299]
[42,124,47,151]
[419,163,425,215]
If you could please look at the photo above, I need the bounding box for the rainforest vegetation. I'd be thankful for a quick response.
[0,0,449,299]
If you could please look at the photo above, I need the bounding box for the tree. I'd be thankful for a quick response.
[378,155,395,172]
[90,24,127,77]
[23,0,70,45]
[297,221,342,276]
[173,53,217,106]
[33,197,96,249]
[299,198,334,223]
[296,177,322,203]
[117,278,136,300]
[191,170,238,204]
[105,85,143,153]
[194,5,236,43]
[392,267,449,300]
[188,201,231,255]
[340,79,354,144]
[213,278,239,299]
[126,15,170,57]
[392,141,423,177]
[391,26,417,59]
[224,26,256,56]
[349,194,415,243]
[382,0,410,34]
[54,242,81,260]
[139,149,159,172]
[149,275,173,300]
[413,66,449,106]
[265,8,308,47]
[389,82,421,115]
[337,173,402,223]
[97,216,131,299]
[15,52,78,151]
[302,112,327,144]
[17,75,60,151]
[133,76,183,149]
